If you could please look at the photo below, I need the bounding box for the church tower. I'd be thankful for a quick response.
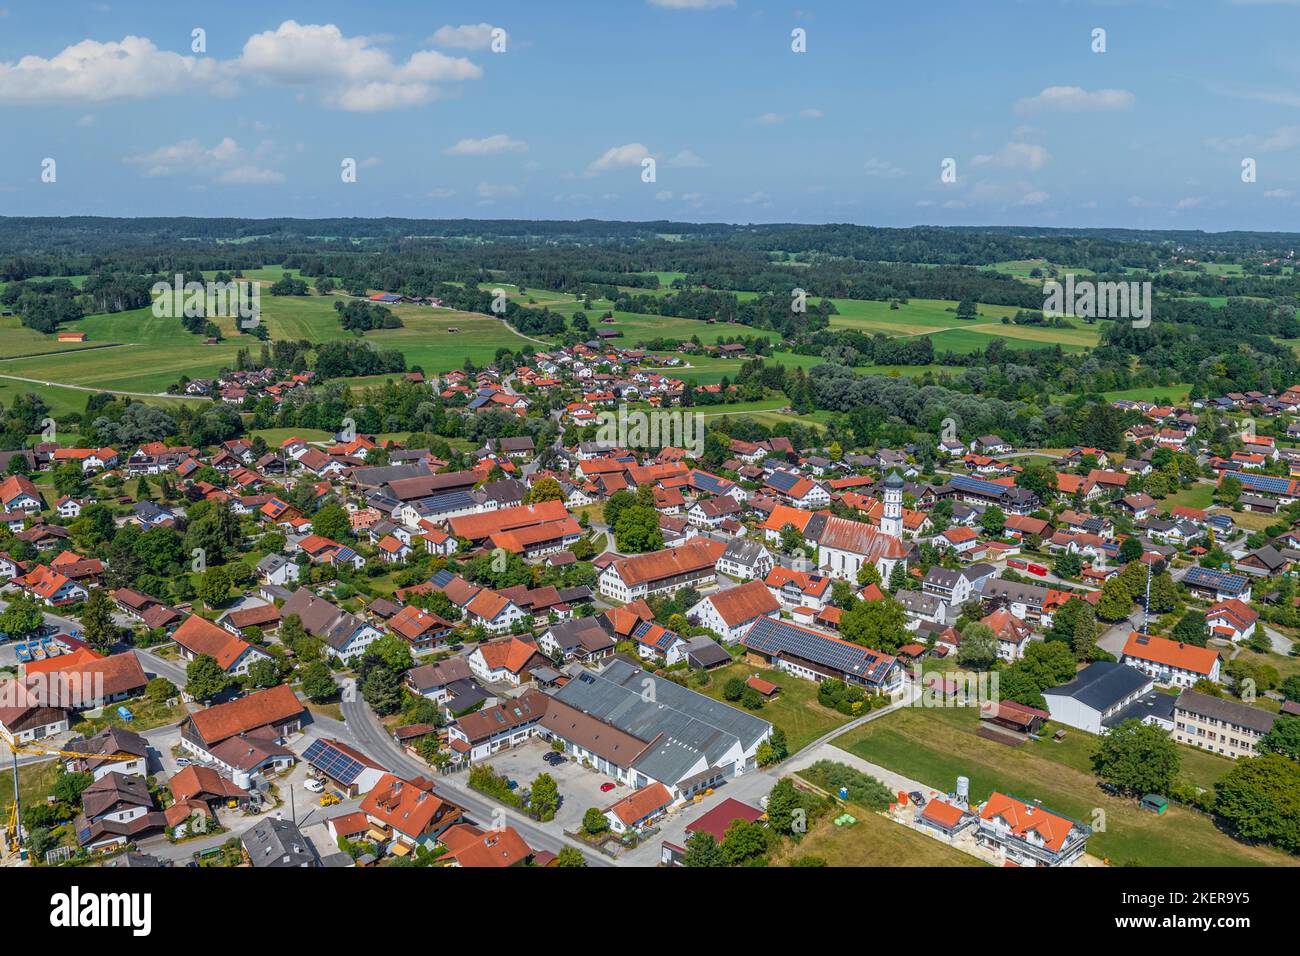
[881,471,904,539]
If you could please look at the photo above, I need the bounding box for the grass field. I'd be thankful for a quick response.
[770,785,986,867]
[827,297,1101,353]
[832,706,1297,867]
[696,661,855,754]
[2,273,1100,402]
[0,288,550,396]
[1161,484,1215,511]
[1092,384,1192,404]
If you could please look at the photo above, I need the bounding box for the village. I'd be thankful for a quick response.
[1,338,1297,871]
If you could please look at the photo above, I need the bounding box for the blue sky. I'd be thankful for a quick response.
[3,0,1300,230]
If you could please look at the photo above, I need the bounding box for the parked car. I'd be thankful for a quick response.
[600,782,616,793]
[544,752,565,765]
[175,757,192,768]
[304,777,326,793]
[908,791,925,807]
[506,779,519,791]
[1098,782,1121,796]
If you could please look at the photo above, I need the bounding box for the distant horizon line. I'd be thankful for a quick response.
[0,214,1296,239]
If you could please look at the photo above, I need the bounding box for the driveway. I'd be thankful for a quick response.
[483,739,622,835]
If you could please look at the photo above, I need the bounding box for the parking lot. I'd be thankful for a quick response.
[484,739,629,835]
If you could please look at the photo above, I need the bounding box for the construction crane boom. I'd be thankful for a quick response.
[2,726,137,856]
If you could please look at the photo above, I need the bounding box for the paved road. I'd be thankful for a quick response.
[336,678,615,867]
[134,646,189,687]
[0,370,210,401]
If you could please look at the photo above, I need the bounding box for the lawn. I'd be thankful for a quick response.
[0,757,61,833]
[70,696,186,734]
[1161,484,1215,511]
[1097,384,1192,404]
[769,784,986,867]
[832,706,1297,867]
[248,427,335,445]
[1225,644,1300,684]
[695,662,856,753]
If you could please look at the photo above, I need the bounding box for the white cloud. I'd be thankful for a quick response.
[1015,86,1135,114]
[0,35,227,104]
[476,182,519,199]
[667,149,708,168]
[1175,196,1205,210]
[971,142,1050,171]
[1264,188,1296,199]
[126,137,282,183]
[76,114,95,127]
[0,21,484,111]
[429,23,503,50]
[1205,126,1300,153]
[648,0,736,8]
[750,109,822,126]
[427,187,457,199]
[655,190,674,202]
[444,134,528,156]
[739,190,771,205]
[1017,190,1050,206]
[238,21,482,111]
[585,143,651,176]
[863,157,905,179]
[217,165,286,185]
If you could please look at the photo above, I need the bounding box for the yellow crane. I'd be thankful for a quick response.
[2,726,137,855]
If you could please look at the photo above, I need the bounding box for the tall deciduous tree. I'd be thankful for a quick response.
[1091,719,1181,794]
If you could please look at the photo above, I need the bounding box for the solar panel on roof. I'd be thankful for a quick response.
[303,739,365,784]
[950,475,1012,496]
[765,471,801,492]
[1184,567,1248,591]
[430,569,455,588]
[1237,473,1293,494]
[744,617,878,678]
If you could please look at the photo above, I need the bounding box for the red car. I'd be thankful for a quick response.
[1027,563,1048,576]
[1007,559,1027,570]
[600,782,616,793]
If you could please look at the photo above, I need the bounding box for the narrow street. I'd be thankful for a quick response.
[336,678,615,867]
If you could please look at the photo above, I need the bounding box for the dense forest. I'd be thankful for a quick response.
[5,216,1300,401]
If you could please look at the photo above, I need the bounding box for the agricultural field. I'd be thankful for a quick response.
[827,297,1101,352]
[587,309,740,346]
[0,307,252,393]
[832,706,1296,867]
[0,287,550,397]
